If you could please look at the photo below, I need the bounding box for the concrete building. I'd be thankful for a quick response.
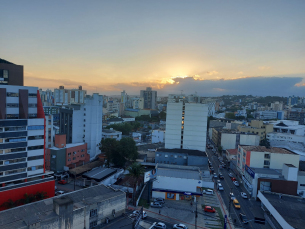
[237,145,299,175]
[132,97,144,109]
[225,149,238,161]
[54,85,87,105]
[0,184,126,229]
[140,87,157,109]
[0,85,55,209]
[165,102,208,151]
[267,120,305,136]
[45,114,55,150]
[0,58,23,86]
[288,109,305,125]
[107,100,120,112]
[46,134,89,173]
[59,94,103,159]
[151,129,165,144]
[155,148,208,166]
[102,129,122,141]
[270,101,283,111]
[39,89,54,106]
[258,191,305,229]
[152,164,203,201]
[238,120,273,141]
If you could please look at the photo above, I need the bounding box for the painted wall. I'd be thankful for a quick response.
[221,133,236,150]
[153,175,200,193]
[165,103,183,149]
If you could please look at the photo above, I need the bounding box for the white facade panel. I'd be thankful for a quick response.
[6,97,19,104]
[27,139,44,147]
[28,118,44,126]
[28,108,37,114]
[27,149,44,157]
[153,176,200,193]
[221,133,237,150]
[27,129,44,136]
[28,98,37,104]
[27,159,44,167]
[6,108,19,114]
[27,169,44,176]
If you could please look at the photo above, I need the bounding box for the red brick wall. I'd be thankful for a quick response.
[66,143,89,167]
[55,134,66,148]
[45,148,51,170]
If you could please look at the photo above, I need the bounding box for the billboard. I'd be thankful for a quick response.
[144,169,157,183]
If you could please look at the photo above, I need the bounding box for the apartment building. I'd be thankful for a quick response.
[54,85,86,105]
[165,102,208,151]
[152,129,165,144]
[140,87,157,109]
[59,93,103,159]
[288,109,305,125]
[0,58,23,86]
[102,129,122,141]
[132,97,144,109]
[0,85,55,209]
[238,120,273,140]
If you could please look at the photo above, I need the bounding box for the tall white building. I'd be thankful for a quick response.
[54,85,86,105]
[165,102,208,151]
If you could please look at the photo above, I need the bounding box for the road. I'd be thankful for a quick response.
[206,141,271,229]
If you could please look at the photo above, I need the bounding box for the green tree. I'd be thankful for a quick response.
[23,193,35,204]
[98,138,120,167]
[225,112,236,119]
[1,199,16,209]
[260,138,271,148]
[119,137,138,162]
[127,162,144,206]
[159,111,166,120]
[35,191,48,201]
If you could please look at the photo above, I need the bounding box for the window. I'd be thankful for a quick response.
[81,149,85,152]
[90,209,98,218]
[6,92,18,97]
[68,159,71,161]
[183,156,187,159]
[68,153,71,156]
[81,154,85,157]
[28,125,44,130]
[5,168,26,175]
[28,93,37,98]
[73,157,76,160]
[264,154,270,159]
[264,160,270,165]
[73,151,77,155]
[165,155,168,158]
[28,145,44,150]
[28,135,44,140]
[156,154,159,157]
[6,103,19,108]
[28,155,44,161]
[89,221,97,229]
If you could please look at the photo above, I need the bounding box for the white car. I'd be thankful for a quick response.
[56,190,65,196]
[213,173,217,178]
[152,222,166,229]
[173,223,188,229]
[228,173,234,178]
[151,202,163,208]
[233,181,240,186]
[130,210,147,219]
[153,198,165,204]
[218,184,224,191]
[241,192,248,199]
[229,192,236,200]
[203,189,214,195]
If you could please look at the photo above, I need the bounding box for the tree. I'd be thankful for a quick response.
[127,162,144,206]
[119,138,138,162]
[1,199,16,209]
[98,138,120,167]
[225,112,236,119]
[260,138,270,148]
[159,111,166,120]
[35,191,48,201]
[23,193,35,204]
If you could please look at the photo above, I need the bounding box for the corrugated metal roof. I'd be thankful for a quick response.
[157,168,200,180]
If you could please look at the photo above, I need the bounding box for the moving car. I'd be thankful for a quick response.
[213,173,217,178]
[239,213,248,224]
[55,190,65,196]
[58,180,67,185]
[218,173,224,179]
[130,210,147,219]
[173,223,188,229]
[152,222,166,229]
[233,199,240,209]
[154,198,165,204]
[151,202,163,208]
[228,173,234,178]
[229,192,236,200]
[204,206,216,213]
[218,183,224,191]
[233,181,240,186]
[231,177,237,182]
[241,192,248,199]
[202,189,214,195]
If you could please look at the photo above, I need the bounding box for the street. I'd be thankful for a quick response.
[206,142,271,229]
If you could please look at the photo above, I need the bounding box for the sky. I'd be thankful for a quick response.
[1,0,305,96]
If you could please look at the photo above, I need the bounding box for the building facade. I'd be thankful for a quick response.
[54,85,87,105]
[151,129,165,144]
[0,85,55,209]
[238,120,273,141]
[102,129,122,141]
[140,87,157,109]
[0,59,23,86]
[165,102,208,151]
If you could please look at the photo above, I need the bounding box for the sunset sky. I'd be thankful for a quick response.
[1,1,304,96]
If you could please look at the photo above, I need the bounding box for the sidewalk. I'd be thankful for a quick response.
[215,191,235,229]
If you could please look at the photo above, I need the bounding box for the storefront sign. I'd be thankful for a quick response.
[245,164,255,178]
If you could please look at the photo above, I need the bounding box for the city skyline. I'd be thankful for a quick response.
[1,1,304,96]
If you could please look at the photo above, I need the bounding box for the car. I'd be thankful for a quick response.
[239,213,248,224]
[233,181,240,186]
[152,222,166,229]
[229,192,236,200]
[130,210,147,219]
[241,192,248,199]
[222,163,226,168]
[150,202,163,208]
[233,199,240,209]
[218,173,224,179]
[58,180,67,185]
[231,177,237,182]
[55,190,65,196]
[153,198,165,204]
[173,223,188,229]
[210,168,215,173]
[202,189,214,195]
[213,173,217,178]
[204,206,216,213]
[228,173,234,178]
[55,186,57,190]
[218,183,224,191]
[216,179,221,184]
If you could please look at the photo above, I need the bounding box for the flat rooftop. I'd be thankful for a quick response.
[49,142,85,150]
[240,145,297,155]
[157,167,200,180]
[261,192,305,229]
[250,167,282,175]
[157,148,206,156]
[83,167,117,181]
[226,149,238,155]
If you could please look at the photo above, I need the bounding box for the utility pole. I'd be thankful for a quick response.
[195,199,198,229]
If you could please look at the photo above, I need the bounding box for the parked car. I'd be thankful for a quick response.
[204,206,216,213]
[130,210,147,219]
[233,181,240,186]
[211,168,215,173]
[231,177,237,182]
[213,173,217,178]
[233,199,240,209]
[153,198,165,204]
[218,183,224,191]
[173,223,188,229]
[241,192,248,199]
[229,192,236,200]
[222,163,226,168]
[151,202,163,208]
[55,190,65,196]
[202,189,214,195]
[58,180,67,185]
[239,213,248,224]
[228,173,234,178]
[216,179,221,184]
[152,222,166,229]
[218,173,224,179]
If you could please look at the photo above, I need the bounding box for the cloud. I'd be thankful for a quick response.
[258,66,271,70]
[238,71,244,75]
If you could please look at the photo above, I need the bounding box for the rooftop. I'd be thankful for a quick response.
[260,191,305,229]
[250,167,282,175]
[157,166,200,180]
[0,58,14,65]
[69,160,104,175]
[156,148,206,156]
[240,146,298,155]
[102,129,122,134]
[83,167,117,181]
[226,149,238,155]
[49,142,85,150]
